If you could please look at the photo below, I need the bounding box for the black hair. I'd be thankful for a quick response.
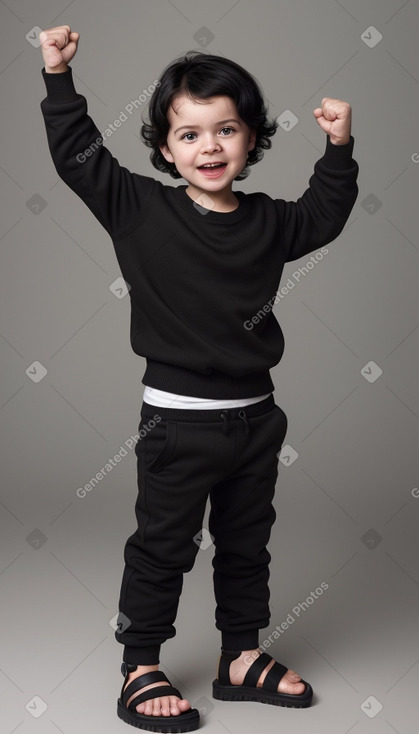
[140,50,278,180]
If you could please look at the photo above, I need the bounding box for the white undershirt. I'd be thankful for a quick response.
[143,386,272,409]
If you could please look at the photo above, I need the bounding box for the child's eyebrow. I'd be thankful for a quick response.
[174,118,241,134]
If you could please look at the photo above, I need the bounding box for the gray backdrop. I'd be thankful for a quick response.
[1,0,418,732]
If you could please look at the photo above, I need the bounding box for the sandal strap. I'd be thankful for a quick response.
[243,652,273,688]
[122,670,170,706]
[218,650,241,685]
[127,684,182,712]
[262,660,289,692]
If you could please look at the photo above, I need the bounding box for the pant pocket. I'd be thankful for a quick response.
[273,403,288,449]
[138,419,178,474]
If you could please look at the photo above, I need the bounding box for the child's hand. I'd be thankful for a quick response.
[313,98,351,145]
[39,25,79,73]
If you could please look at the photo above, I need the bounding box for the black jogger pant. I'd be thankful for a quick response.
[115,394,288,665]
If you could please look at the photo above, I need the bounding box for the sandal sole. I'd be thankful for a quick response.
[212,679,313,708]
[117,698,200,732]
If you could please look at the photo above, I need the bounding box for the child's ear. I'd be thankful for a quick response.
[159,142,174,164]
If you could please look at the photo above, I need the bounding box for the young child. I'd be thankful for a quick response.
[40,26,358,733]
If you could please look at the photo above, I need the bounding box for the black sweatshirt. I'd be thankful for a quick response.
[40,66,359,399]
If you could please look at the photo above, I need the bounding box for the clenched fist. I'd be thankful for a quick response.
[313,98,352,145]
[39,25,79,73]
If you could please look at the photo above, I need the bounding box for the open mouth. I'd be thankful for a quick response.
[198,163,226,169]
[197,163,227,177]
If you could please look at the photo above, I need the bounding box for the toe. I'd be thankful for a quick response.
[152,696,165,716]
[286,669,302,681]
[278,675,306,695]
[291,680,306,695]
[178,698,191,712]
[169,697,181,715]
[159,696,172,716]
[144,699,154,716]
[169,695,184,715]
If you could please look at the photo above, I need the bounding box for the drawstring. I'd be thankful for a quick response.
[239,409,250,436]
[220,409,250,436]
[221,410,230,435]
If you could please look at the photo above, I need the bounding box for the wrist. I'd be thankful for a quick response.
[44,64,69,74]
[329,135,351,146]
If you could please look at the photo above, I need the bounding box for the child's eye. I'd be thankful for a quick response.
[180,127,235,141]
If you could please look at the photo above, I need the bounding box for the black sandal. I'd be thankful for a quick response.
[212,650,313,708]
[117,662,200,732]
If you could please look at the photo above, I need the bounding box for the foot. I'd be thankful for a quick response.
[123,663,192,717]
[228,649,306,695]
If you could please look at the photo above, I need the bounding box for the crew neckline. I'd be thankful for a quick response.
[174,185,250,222]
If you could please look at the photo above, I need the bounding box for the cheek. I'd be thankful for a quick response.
[230,139,247,157]
[180,148,196,165]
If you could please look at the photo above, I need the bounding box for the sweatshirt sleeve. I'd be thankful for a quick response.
[276,135,359,263]
[40,65,156,240]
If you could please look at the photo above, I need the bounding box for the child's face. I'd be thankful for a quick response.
[159,93,256,204]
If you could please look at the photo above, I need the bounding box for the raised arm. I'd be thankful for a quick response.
[277,98,359,262]
[39,26,155,239]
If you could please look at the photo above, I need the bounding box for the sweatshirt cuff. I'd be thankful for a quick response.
[321,134,355,170]
[41,65,80,103]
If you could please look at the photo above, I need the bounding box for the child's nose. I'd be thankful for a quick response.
[201,135,221,153]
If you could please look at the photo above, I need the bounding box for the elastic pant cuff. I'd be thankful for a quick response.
[221,629,259,652]
[123,645,161,665]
